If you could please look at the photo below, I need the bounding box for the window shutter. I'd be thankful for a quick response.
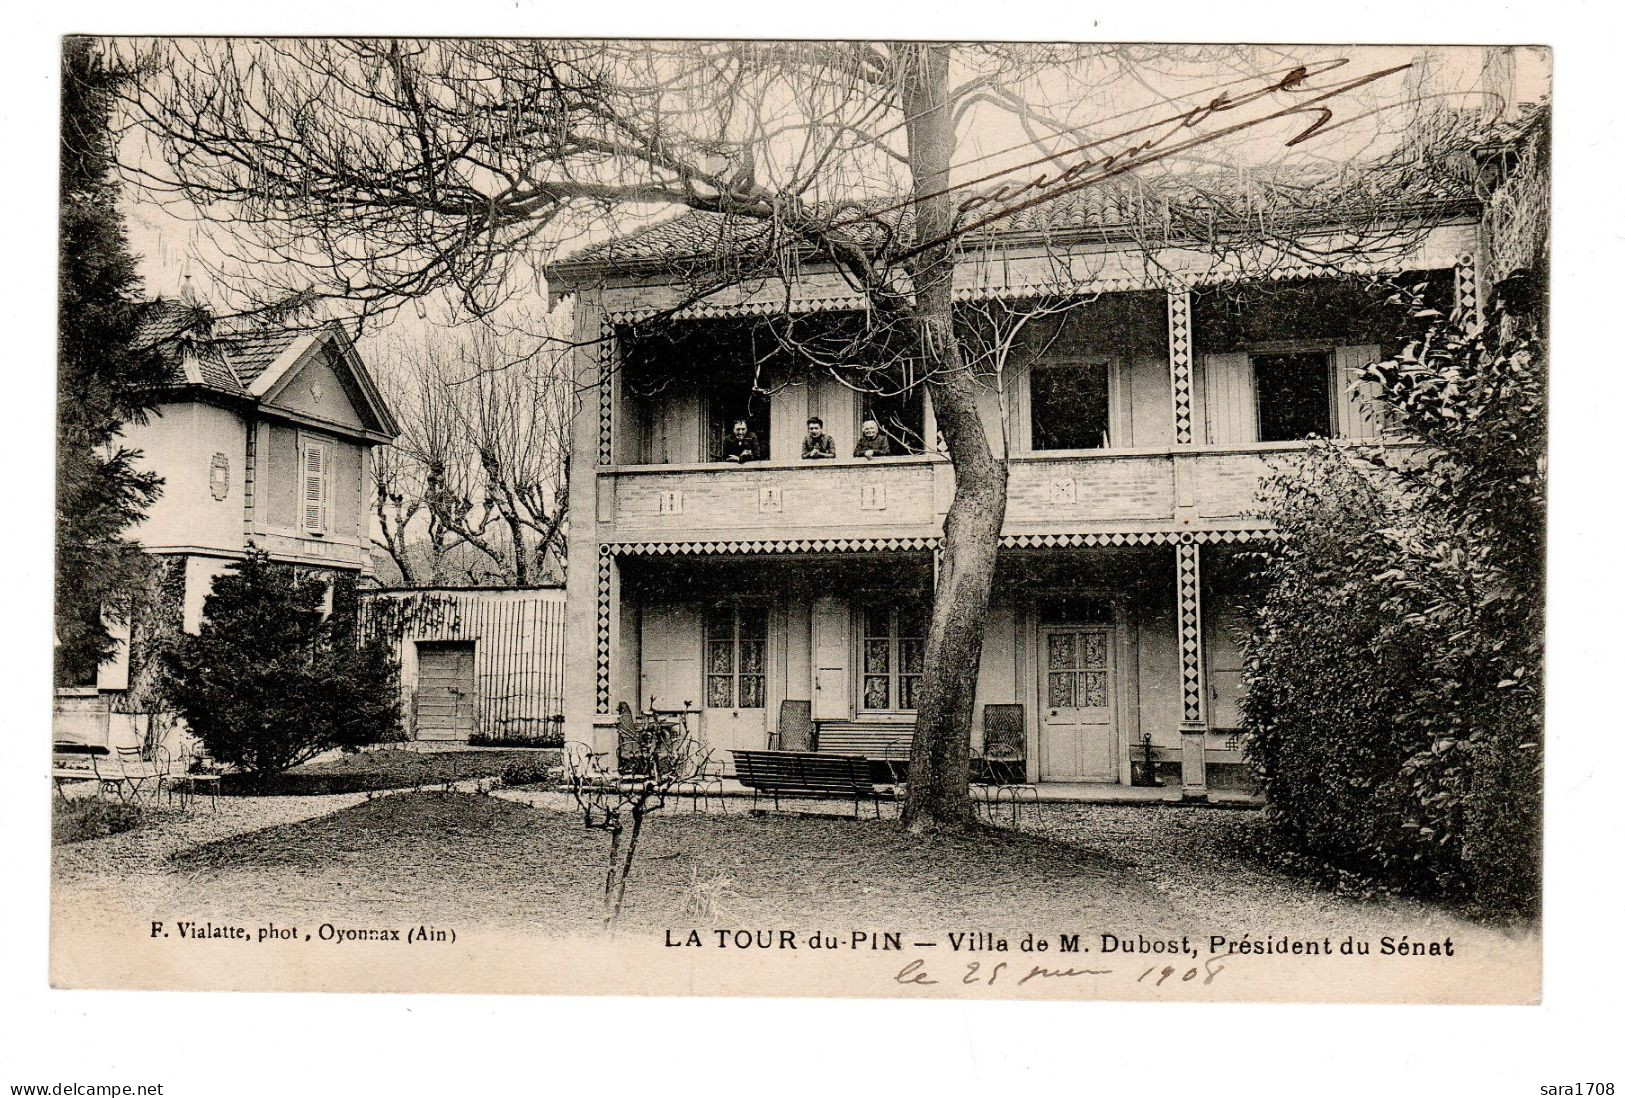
[811,595,850,720]
[1334,345,1387,439]
[302,439,329,535]
[1203,353,1256,444]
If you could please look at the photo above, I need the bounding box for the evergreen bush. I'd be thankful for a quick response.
[165,550,402,776]
[1242,289,1543,918]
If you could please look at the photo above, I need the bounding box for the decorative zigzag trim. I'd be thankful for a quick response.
[605,536,941,557]
[599,255,1451,324]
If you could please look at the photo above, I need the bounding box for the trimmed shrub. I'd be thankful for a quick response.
[53,799,148,845]
[218,747,562,796]
[468,722,565,749]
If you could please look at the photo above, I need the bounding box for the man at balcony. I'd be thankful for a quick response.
[801,416,837,460]
[853,418,892,459]
[721,419,763,463]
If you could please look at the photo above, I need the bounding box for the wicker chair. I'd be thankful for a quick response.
[772,699,815,752]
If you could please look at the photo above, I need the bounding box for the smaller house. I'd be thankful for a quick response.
[54,301,400,748]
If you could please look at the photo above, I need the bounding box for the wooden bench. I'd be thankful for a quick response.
[51,740,108,797]
[815,723,914,782]
[732,749,888,818]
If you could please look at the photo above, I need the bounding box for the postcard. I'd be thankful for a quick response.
[49,37,1548,1006]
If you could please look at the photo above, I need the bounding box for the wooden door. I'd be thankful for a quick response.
[1038,628,1115,781]
[640,604,701,714]
[415,641,476,740]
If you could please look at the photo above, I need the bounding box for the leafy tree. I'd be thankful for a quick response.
[56,38,171,685]
[165,550,402,776]
[1243,287,1544,916]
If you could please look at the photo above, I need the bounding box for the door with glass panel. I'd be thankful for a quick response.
[701,603,769,761]
[1038,627,1115,781]
[860,606,926,714]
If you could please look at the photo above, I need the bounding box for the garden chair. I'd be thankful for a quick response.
[770,699,815,752]
[168,742,222,812]
[670,752,729,814]
[562,739,614,796]
[107,743,168,807]
[616,702,650,775]
[972,704,1041,828]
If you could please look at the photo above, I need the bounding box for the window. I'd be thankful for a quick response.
[864,387,927,454]
[860,604,927,712]
[1253,351,1332,442]
[705,371,770,461]
[300,436,330,535]
[704,604,767,708]
[1030,363,1110,450]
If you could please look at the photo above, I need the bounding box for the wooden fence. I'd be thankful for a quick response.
[360,587,568,742]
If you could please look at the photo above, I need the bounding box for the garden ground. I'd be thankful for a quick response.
[52,783,1537,954]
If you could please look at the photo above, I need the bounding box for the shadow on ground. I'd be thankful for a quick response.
[169,791,1147,935]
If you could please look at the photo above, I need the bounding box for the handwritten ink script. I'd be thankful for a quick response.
[658,926,1462,995]
[869,57,1423,259]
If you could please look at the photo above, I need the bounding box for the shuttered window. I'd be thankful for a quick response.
[301,437,330,535]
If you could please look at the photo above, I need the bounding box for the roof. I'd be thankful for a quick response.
[551,163,1476,281]
[131,299,209,350]
[214,328,303,385]
[131,299,398,440]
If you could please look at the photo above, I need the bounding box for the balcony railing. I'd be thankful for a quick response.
[597,441,1414,542]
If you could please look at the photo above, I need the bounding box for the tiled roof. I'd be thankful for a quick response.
[188,345,246,393]
[133,300,307,397]
[553,165,1475,276]
[132,299,212,351]
[212,329,302,385]
[122,296,397,439]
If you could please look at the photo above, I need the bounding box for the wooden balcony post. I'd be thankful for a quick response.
[1166,287,1196,446]
[594,545,619,716]
[1175,538,1208,798]
[597,316,619,467]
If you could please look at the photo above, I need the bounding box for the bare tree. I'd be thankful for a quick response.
[564,709,711,930]
[369,320,572,586]
[117,39,1482,829]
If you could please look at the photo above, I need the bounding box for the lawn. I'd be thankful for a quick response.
[52,788,1535,952]
[217,747,560,796]
[52,798,160,845]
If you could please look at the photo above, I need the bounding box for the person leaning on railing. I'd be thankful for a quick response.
[801,416,836,459]
[853,418,892,459]
[721,419,762,463]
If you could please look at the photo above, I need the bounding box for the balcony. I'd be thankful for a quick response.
[595,441,1411,545]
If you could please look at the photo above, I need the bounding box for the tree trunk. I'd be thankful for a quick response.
[507,514,529,585]
[899,44,1010,833]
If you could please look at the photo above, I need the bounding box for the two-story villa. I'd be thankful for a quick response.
[57,301,399,741]
[548,178,1484,798]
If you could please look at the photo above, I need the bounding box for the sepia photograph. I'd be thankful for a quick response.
[13,9,1611,1091]
[42,34,1553,1006]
